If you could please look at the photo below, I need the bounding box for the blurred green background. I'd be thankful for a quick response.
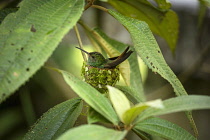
[0,0,210,139]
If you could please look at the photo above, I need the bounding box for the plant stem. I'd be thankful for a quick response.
[84,0,95,10]
[74,25,87,62]
[91,5,108,12]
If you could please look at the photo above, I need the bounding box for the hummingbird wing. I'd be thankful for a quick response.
[104,46,133,69]
[108,56,118,60]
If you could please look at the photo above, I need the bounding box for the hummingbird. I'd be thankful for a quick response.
[75,46,133,69]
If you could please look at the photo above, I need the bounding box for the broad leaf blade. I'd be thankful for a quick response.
[0,0,84,103]
[108,10,197,135]
[107,86,130,123]
[123,99,163,125]
[136,95,210,122]
[23,97,83,140]
[128,53,145,101]
[61,70,119,125]
[108,0,178,52]
[57,124,127,140]
[134,117,196,140]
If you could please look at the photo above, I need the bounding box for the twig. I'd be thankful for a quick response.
[74,25,87,62]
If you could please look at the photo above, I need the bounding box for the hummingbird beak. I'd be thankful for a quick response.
[75,47,89,55]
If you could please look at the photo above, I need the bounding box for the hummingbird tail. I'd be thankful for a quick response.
[104,46,133,69]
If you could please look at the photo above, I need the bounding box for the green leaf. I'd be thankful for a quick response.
[136,95,210,122]
[61,70,119,125]
[107,86,131,123]
[0,0,84,103]
[123,99,163,125]
[108,0,179,52]
[128,53,145,101]
[134,117,196,140]
[23,97,83,140]
[87,107,110,124]
[108,10,185,97]
[57,124,127,140]
[108,10,197,135]
[116,85,142,104]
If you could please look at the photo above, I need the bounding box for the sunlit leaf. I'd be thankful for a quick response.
[136,95,210,122]
[107,86,130,123]
[123,99,163,125]
[0,0,84,103]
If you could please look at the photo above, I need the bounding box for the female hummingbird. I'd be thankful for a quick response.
[75,46,133,69]
[76,46,133,93]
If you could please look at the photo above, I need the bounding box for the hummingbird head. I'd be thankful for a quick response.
[76,47,107,67]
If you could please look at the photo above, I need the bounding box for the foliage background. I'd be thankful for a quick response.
[0,0,210,139]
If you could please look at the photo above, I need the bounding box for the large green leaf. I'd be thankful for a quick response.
[61,70,119,125]
[108,0,178,52]
[0,0,84,103]
[108,10,197,135]
[123,99,163,125]
[134,117,196,140]
[57,124,127,140]
[107,86,131,123]
[23,97,83,140]
[135,95,210,122]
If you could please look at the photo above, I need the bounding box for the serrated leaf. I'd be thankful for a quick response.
[61,70,119,125]
[135,95,210,122]
[23,97,83,140]
[108,10,197,135]
[57,124,127,140]
[134,117,196,140]
[107,86,131,123]
[108,0,178,52]
[0,0,84,103]
[123,99,163,125]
